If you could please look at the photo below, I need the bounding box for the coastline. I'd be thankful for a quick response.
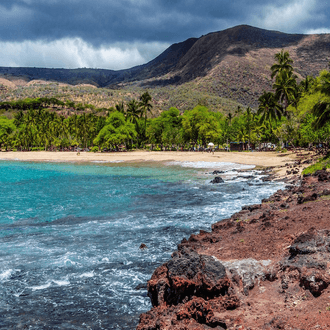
[0,150,286,329]
[2,149,322,329]
[137,169,330,330]
[0,150,299,178]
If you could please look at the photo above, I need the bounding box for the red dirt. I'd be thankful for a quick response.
[137,170,330,330]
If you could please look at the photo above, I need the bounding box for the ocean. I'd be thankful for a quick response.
[0,160,283,329]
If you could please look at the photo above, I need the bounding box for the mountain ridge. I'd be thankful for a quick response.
[1,25,330,108]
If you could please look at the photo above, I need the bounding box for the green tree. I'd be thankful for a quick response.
[126,100,142,125]
[258,92,283,123]
[0,117,16,150]
[271,49,294,79]
[273,70,298,113]
[139,91,153,125]
[312,70,330,129]
[93,112,136,150]
[182,106,221,148]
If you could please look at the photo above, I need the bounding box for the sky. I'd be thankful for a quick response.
[0,0,329,70]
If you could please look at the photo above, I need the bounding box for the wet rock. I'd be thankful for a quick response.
[237,175,255,179]
[212,170,225,175]
[139,243,147,249]
[211,176,224,184]
[261,176,273,182]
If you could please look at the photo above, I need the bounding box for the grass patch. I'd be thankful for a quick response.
[302,153,330,175]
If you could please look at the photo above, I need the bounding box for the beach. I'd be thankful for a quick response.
[0,150,299,177]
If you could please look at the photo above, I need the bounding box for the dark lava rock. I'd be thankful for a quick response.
[166,248,228,304]
[147,247,239,307]
[281,229,330,297]
[297,192,318,204]
[321,189,330,196]
[211,176,224,184]
[212,170,225,175]
[242,204,261,212]
[314,169,330,181]
[237,175,255,179]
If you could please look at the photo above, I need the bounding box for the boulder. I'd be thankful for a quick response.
[210,176,224,184]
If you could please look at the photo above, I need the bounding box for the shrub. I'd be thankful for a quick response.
[91,146,99,153]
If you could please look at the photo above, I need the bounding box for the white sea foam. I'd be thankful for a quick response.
[52,279,70,286]
[30,282,52,291]
[79,272,94,278]
[167,161,255,170]
[0,269,13,281]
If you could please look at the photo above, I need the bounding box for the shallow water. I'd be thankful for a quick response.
[0,160,283,329]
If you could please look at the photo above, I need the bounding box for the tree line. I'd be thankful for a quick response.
[0,51,330,153]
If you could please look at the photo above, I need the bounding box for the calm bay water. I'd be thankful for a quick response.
[0,160,283,329]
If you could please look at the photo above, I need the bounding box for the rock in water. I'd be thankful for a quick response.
[212,170,225,175]
[210,176,224,184]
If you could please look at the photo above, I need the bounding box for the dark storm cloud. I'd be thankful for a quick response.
[0,0,329,69]
[1,0,328,45]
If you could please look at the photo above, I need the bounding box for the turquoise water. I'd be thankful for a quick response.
[0,160,283,329]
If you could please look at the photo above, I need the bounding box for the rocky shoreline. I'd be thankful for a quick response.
[137,169,330,330]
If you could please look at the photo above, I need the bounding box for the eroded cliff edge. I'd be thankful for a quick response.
[137,170,330,330]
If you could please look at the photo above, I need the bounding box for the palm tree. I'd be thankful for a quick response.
[126,100,141,124]
[258,92,283,124]
[299,75,315,93]
[312,99,330,129]
[225,112,233,151]
[273,70,297,114]
[312,70,330,129]
[227,112,233,125]
[236,127,248,150]
[235,106,243,116]
[139,91,153,126]
[244,107,253,149]
[271,50,294,79]
[316,70,330,96]
[115,101,125,115]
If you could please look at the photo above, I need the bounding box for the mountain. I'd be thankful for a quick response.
[1,25,330,108]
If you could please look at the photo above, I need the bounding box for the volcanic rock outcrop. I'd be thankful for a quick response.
[138,170,330,329]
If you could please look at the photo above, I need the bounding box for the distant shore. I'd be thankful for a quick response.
[0,150,299,177]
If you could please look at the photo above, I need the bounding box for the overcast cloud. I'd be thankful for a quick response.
[0,0,329,70]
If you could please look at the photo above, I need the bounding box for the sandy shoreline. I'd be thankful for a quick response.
[0,150,298,176]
